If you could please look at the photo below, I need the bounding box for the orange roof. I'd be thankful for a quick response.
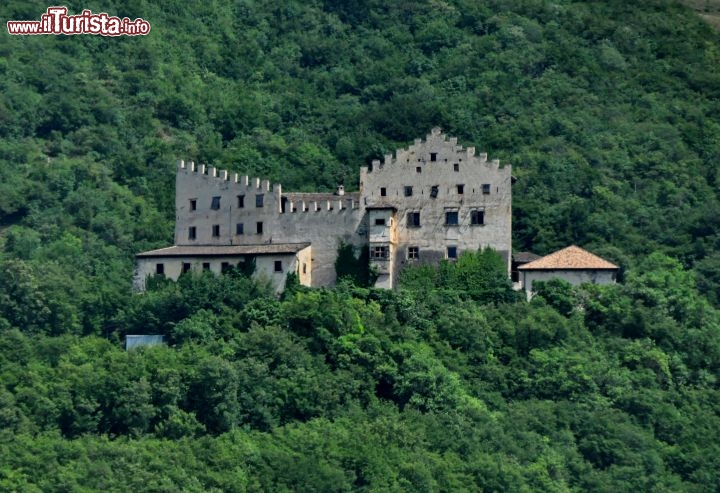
[518,245,618,270]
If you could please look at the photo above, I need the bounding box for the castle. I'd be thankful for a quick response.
[134,128,513,292]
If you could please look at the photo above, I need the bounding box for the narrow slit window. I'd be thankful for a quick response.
[212,224,220,237]
[188,226,196,240]
[190,199,197,211]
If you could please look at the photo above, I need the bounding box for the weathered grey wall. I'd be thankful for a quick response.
[520,269,617,299]
[166,127,513,291]
[173,161,366,287]
[134,250,308,294]
[362,128,512,286]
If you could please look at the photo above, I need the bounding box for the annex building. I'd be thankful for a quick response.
[134,128,513,292]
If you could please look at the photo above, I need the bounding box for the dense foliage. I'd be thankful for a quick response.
[1,0,719,490]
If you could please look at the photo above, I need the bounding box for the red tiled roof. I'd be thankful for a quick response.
[518,245,618,270]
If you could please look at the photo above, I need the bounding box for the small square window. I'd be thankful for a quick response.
[445,211,459,226]
[371,246,389,259]
[457,184,464,194]
[482,184,491,195]
[471,210,485,225]
[236,223,244,235]
[430,186,439,198]
[380,187,387,197]
[202,262,211,270]
[182,262,191,273]
[156,263,164,275]
[188,226,196,240]
[407,212,421,227]
[404,186,413,197]
[256,194,264,207]
[211,196,221,210]
[189,199,197,211]
[447,246,457,259]
[453,163,459,172]
[407,246,419,260]
[221,262,230,273]
[274,260,283,272]
[237,195,245,208]
[416,166,422,173]
[430,152,437,162]
[375,218,386,226]
[212,224,220,237]
[256,221,263,234]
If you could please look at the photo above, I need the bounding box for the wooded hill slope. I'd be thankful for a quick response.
[1,0,720,491]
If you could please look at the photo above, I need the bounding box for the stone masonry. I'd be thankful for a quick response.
[134,128,512,292]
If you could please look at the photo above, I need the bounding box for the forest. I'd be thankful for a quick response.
[1,0,719,491]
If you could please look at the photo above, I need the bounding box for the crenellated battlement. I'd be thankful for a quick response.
[177,159,277,194]
[364,128,503,173]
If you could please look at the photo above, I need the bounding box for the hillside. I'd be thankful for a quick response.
[1,0,720,490]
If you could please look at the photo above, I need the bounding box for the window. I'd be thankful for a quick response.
[256,221,263,234]
[302,263,307,274]
[202,262,211,270]
[374,218,386,226]
[212,224,220,237]
[416,166,422,173]
[430,185,439,198]
[457,184,464,194]
[236,223,244,235]
[237,195,245,208]
[482,183,491,195]
[445,211,459,226]
[380,187,387,197]
[211,196,221,210]
[182,262,191,273]
[471,210,485,225]
[453,163,459,172]
[371,245,389,259]
[407,246,419,260]
[274,260,283,272]
[407,211,421,227]
[430,152,437,162]
[221,262,230,273]
[156,263,164,275]
[404,186,413,197]
[188,226,196,240]
[189,199,197,211]
[447,246,458,259]
[256,194,264,207]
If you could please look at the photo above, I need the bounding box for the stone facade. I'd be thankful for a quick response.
[135,128,513,292]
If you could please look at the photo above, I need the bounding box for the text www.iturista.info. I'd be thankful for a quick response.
[7,6,151,36]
